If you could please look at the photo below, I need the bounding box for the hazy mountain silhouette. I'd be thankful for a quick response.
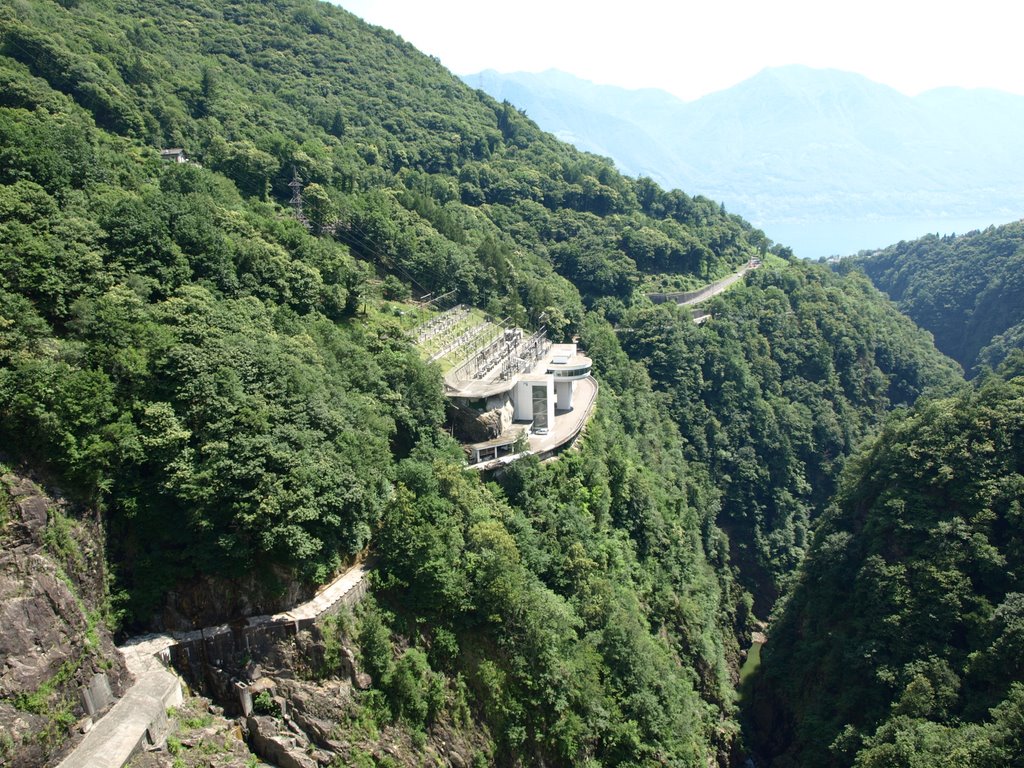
[462,66,1024,256]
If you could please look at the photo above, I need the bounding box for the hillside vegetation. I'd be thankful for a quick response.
[0,0,768,612]
[0,0,769,762]
[617,264,961,610]
[0,0,969,764]
[748,354,1024,767]
[853,220,1024,374]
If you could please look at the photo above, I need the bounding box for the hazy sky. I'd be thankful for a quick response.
[333,0,1024,101]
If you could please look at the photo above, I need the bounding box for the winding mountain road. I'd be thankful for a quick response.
[679,266,752,305]
[648,264,756,307]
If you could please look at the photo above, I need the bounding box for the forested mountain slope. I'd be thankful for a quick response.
[616,264,961,611]
[0,0,767,762]
[747,354,1024,767]
[0,0,967,764]
[0,0,770,615]
[853,220,1024,374]
[0,0,767,309]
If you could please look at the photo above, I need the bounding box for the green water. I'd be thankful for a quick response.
[738,641,763,688]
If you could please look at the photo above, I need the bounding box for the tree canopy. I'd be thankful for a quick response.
[748,355,1024,767]
[617,263,961,609]
[852,220,1024,375]
[0,0,980,764]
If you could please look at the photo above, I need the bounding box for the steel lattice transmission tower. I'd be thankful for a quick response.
[288,168,310,229]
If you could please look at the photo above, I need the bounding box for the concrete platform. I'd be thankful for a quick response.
[57,669,182,768]
[527,376,598,455]
[275,559,374,622]
[468,376,598,469]
[117,634,179,679]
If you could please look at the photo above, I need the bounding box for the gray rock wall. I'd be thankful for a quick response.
[0,473,130,767]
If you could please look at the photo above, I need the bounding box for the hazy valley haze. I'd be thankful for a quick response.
[462,66,1024,257]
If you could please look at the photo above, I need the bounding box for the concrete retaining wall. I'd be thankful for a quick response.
[57,670,182,768]
[168,572,370,709]
[648,286,711,305]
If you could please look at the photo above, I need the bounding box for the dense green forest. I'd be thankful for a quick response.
[747,354,1024,767]
[0,0,976,764]
[0,0,767,609]
[852,220,1024,374]
[617,265,961,610]
[0,0,769,762]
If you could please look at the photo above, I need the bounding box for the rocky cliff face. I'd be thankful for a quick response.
[0,469,483,768]
[152,617,488,768]
[158,567,313,632]
[0,471,130,767]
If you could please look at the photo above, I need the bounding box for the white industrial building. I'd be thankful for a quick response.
[445,340,596,467]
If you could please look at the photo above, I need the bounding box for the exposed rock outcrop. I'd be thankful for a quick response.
[125,695,256,768]
[159,567,313,632]
[156,616,488,768]
[0,471,130,767]
[446,401,501,442]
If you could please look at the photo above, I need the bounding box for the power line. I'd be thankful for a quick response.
[332,226,432,299]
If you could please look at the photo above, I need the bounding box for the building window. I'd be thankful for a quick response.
[550,366,591,378]
[532,385,548,432]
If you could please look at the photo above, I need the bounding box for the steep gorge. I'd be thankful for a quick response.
[0,0,978,765]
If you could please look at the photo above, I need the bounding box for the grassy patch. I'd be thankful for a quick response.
[252,690,280,717]
[413,307,492,366]
[12,655,82,755]
[42,507,86,573]
[755,252,789,270]
[13,657,83,715]
[0,731,14,761]
[181,711,214,729]
[167,735,183,756]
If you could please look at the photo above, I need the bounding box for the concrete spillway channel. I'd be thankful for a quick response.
[55,666,182,768]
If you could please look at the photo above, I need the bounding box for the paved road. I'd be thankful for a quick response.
[646,264,756,308]
[676,266,751,306]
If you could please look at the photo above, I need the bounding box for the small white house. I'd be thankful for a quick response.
[160,148,189,164]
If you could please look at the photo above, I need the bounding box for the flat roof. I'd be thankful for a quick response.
[445,341,590,398]
[544,344,592,369]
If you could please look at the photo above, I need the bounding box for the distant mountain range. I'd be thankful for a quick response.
[461,66,1024,257]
